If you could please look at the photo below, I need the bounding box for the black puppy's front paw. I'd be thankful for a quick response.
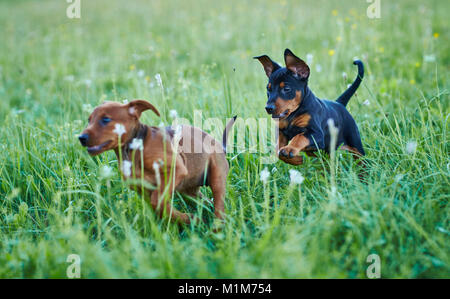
[279,145,300,158]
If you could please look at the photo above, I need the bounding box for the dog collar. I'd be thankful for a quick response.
[122,124,148,160]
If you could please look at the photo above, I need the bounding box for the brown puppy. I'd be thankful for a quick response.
[78,100,236,224]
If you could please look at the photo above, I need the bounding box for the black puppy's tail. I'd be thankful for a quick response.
[336,60,364,107]
[222,116,237,153]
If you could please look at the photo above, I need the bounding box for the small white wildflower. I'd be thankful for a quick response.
[173,125,183,145]
[395,174,404,182]
[342,72,347,80]
[155,73,163,87]
[289,169,304,185]
[423,54,436,62]
[153,161,161,186]
[158,122,165,127]
[327,118,335,128]
[137,69,145,77]
[25,88,32,96]
[363,99,370,106]
[64,75,74,82]
[327,118,339,137]
[306,53,314,64]
[82,103,93,113]
[123,99,129,104]
[121,160,132,177]
[271,167,277,173]
[84,79,92,88]
[169,109,178,119]
[406,141,417,154]
[100,165,113,179]
[129,138,143,151]
[260,167,270,184]
[347,83,352,88]
[315,64,322,73]
[113,123,126,137]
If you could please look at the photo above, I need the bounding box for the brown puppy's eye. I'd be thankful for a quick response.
[100,117,112,126]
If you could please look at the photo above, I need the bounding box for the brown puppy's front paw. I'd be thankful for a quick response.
[279,145,300,158]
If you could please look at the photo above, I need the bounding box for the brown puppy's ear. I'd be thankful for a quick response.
[284,49,310,80]
[127,100,160,118]
[254,55,281,77]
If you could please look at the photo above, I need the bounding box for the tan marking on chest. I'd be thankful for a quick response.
[292,113,311,128]
[278,119,289,129]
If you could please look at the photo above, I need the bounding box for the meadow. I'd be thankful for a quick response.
[0,0,448,278]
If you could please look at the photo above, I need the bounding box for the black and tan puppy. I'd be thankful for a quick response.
[255,49,365,165]
[78,100,236,224]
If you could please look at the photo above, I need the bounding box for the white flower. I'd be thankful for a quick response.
[306,53,314,64]
[129,138,143,151]
[121,160,132,177]
[82,104,93,113]
[327,118,339,138]
[363,99,370,106]
[289,169,304,185]
[137,69,145,77]
[423,54,436,62]
[169,109,178,119]
[271,167,277,173]
[347,84,352,88]
[122,99,129,104]
[260,167,270,184]
[155,73,163,87]
[64,75,74,82]
[153,161,161,186]
[315,64,322,73]
[406,141,417,154]
[342,72,347,80]
[327,118,336,128]
[84,79,92,88]
[100,165,113,179]
[395,174,404,182]
[173,125,183,145]
[113,123,126,137]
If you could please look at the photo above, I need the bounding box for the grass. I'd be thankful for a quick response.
[0,0,448,278]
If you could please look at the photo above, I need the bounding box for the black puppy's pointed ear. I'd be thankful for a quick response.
[284,49,310,80]
[127,100,160,118]
[253,55,281,77]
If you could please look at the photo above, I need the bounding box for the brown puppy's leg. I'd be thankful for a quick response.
[207,158,228,220]
[150,164,192,224]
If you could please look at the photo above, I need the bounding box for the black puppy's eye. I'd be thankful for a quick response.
[283,86,291,92]
[101,117,111,125]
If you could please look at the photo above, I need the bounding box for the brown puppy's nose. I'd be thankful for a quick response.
[265,105,275,114]
[78,133,89,146]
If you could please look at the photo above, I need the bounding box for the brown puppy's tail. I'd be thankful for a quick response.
[222,116,237,153]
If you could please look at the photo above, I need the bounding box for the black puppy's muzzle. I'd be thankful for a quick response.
[265,104,275,114]
[78,133,89,146]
